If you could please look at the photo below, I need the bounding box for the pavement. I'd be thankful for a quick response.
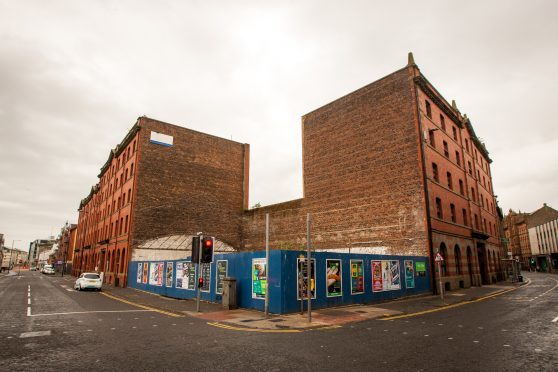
[103,278,528,331]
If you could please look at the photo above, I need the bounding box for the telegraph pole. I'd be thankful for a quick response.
[264,213,270,317]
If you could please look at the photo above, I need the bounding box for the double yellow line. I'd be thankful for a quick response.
[380,282,528,321]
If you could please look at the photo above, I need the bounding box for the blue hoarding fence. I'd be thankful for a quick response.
[128,250,430,314]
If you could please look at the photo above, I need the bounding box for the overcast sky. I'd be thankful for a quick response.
[1,0,557,250]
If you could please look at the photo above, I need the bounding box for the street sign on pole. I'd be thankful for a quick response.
[435,252,444,303]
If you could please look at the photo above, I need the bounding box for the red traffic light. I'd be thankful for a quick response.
[204,239,213,248]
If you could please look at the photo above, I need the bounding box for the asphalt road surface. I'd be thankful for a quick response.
[1,271,556,371]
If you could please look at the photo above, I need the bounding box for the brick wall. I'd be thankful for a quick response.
[241,66,429,256]
[131,117,249,250]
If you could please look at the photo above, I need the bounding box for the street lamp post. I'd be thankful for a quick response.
[62,222,69,277]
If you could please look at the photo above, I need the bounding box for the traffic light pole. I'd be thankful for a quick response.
[196,234,202,313]
[264,213,269,317]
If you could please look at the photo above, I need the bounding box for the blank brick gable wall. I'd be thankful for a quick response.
[302,66,427,255]
[242,66,429,256]
[132,117,249,249]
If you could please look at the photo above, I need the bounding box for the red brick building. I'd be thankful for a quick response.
[74,54,504,290]
[73,117,249,286]
[244,53,504,290]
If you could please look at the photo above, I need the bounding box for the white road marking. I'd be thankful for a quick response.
[552,316,558,323]
[30,310,155,317]
[132,326,137,329]
[27,293,30,297]
[172,324,177,326]
[19,331,51,338]
[28,298,31,305]
[152,324,158,327]
[448,337,453,340]
[473,341,479,343]
[87,329,92,332]
[65,289,72,292]
[424,335,429,337]
[27,307,31,316]
[478,327,483,329]
[7,336,13,339]
[535,348,542,352]
[111,328,116,330]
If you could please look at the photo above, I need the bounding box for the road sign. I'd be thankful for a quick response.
[57,260,63,265]
[435,253,444,262]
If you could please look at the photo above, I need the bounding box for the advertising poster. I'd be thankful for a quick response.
[142,263,148,284]
[389,260,401,290]
[350,260,364,294]
[201,263,211,292]
[136,263,142,283]
[149,262,163,286]
[405,260,415,288]
[372,261,383,292]
[415,261,426,277]
[326,259,342,297]
[216,260,228,294]
[175,261,195,290]
[252,258,267,299]
[297,258,316,300]
[165,262,173,287]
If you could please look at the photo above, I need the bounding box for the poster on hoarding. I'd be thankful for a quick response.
[372,261,383,292]
[252,258,267,299]
[149,262,163,286]
[415,261,426,277]
[388,260,401,290]
[297,258,316,300]
[350,260,364,294]
[142,263,148,284]
[216,260,228,294]
[326,259,342,297]
[201,263,211,292]
[175,261,195,290]
[405,260,415,289]
[165,262,173,287]
[137,263,142,283]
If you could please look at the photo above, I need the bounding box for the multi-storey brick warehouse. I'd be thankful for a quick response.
[73,117,249,286]
[75,54,504,290]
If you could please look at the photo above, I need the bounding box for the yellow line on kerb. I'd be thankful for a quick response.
[380,282,528,321]
[100,291,183,318]
[207,322,302,333]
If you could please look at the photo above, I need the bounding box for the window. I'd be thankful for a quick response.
[440,115,446,131]
[436,198,443,219]
[120,217,124,235]
[465,139,469,153]
[443,141,449,157]
[432,163,439,182]
[127,189,131,204]
[450,204,456,222]
[125,169,129,180]
[133,140,137,152]
[124,215,129,233]
[474,214,479,230]
[459,179,464,195]
[477,170,480,181]
[462,209,468,226]
[426,100,432,118]
[483,176,486,187]
[455,151,461,166]
[130,163,134,176]
[447,172,453,190]
[429,130,436,148]
[468,161,472,175]
[471,187,476,202]
[483,218,487,232]
[454,245,462,275]
[452,126,457,141]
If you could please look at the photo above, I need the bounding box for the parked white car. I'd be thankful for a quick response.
[42,265,55,275]
[74,273,102,291]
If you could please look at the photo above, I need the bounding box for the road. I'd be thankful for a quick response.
[1,271,556,371]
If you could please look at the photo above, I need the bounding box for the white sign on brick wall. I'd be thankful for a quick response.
[150,131,173,147]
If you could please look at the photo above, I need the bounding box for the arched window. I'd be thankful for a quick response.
[454,245,462,275]
[439,243,448,276]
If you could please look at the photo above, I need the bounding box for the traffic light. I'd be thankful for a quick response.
[201,237,214,263]
[192,236,200,263]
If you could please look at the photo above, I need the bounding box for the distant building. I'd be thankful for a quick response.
[527,204,558,272]
[503,210,531,265]
[29,238,57,267]
[54,223,77,273]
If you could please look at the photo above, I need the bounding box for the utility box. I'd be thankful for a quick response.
[222,277,237,310]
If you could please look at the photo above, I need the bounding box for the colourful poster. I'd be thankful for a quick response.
[216,260,227,294]
[372,260,383,292]
[136,263,142,283]
[389,260,401,290]
[326,259,342,297]
[175,261,195,290]
[165,262,173,287]
[297,258,316,300]
[350,260,364,294]
[405,260,415,289]
[201,263,211,292]
[142,262,148,284]
[415,261,426,277]
[252,258,267,299]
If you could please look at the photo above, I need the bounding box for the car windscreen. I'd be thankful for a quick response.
[84,274,100,279]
